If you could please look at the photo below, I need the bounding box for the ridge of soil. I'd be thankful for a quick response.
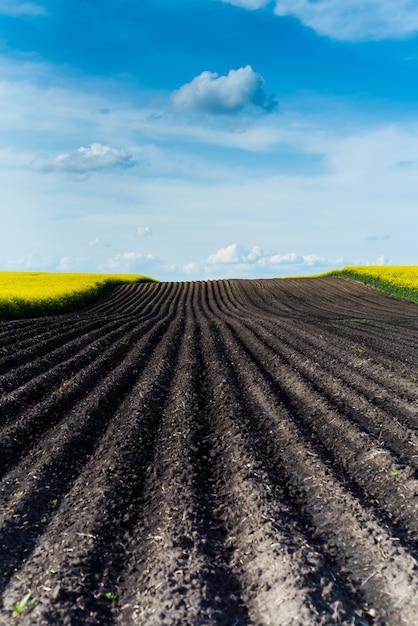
[1,277,418,625]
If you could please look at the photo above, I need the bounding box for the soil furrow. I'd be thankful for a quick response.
[199,311,418,625]
[0,318,138,397]
[0,285,182,472]
[0,291,185,623]
[196,283,366,625]
[222,315,418,540]
[238,320,418,469]
[115,285,250,625]
[0,318,165,476]
[0,277,417,624]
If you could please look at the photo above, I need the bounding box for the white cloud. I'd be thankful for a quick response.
[220,0,270,8]
[207,243,266,264]
[207,244,328,268]
[183,262,200,274]
[138,226,152,237]
[88,238,100,246]
[220,0,418,41]
[101,251,156,272]
[274,0,418,41]
[32,143,135,178]
[171,66,277,114]
[201,244,342,278]
[207,243,241,264]
[113,252,154,262]
[0,1,47,16]
[57,256,72,271]
[376,255,392,265]
[267,252,301,264]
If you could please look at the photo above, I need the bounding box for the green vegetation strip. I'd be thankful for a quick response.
[322,266,418,304]
[0,272,158,320]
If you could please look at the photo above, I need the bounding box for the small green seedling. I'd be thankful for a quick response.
[10,592,32,615]
[51,499,58,508]
[104,592,116,601]
[265,486,272,497]
[390,468,398,477]
[15,492,23,500]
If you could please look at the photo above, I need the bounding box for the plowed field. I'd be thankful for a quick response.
[1,278,418,626]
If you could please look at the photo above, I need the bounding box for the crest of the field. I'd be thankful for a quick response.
[0,271,158,319]
[289,266,418,304]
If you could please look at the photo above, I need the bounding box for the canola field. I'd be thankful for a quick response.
[1,267,417,321]
[0,271,156,319]
[324,266,418,303]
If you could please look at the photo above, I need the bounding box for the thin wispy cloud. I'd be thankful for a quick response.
[32,143,135,178]
[100,252,156,273]
[219,0,270,8]
[367,234,392,241]
[0,1,47,16]
[172,66,278,114]
[220,0,418,41]
[274,0,418,41]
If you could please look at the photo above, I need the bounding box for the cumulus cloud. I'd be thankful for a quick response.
[171,66,278,114]
[0,1,47,16]
[274,0,418,41]
[138,226,152,237]
[207,244,326,267]
[32,143,135,178]
[207,244,242,264]
[267,252,301,264]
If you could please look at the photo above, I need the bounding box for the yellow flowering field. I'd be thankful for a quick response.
[0,271,157,319]
[323,266,418,303]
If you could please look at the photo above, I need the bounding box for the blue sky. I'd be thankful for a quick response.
[1,0,418,280]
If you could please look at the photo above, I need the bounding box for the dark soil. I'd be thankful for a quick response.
[1,277,418,625]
